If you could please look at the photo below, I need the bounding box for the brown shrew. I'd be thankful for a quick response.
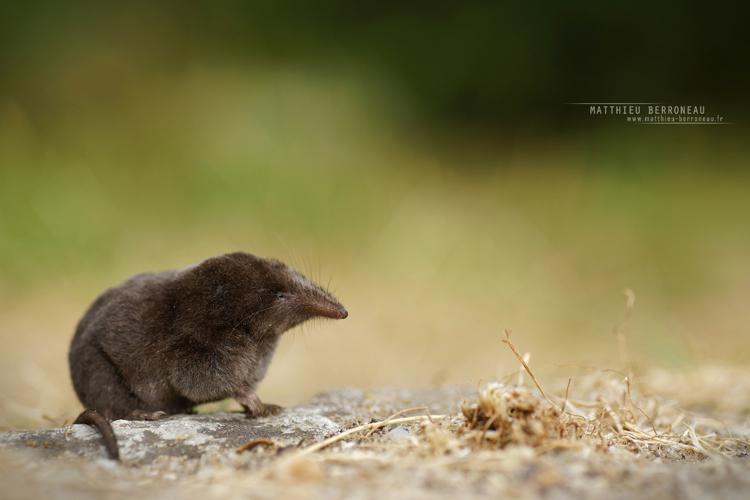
[68,252,347,459]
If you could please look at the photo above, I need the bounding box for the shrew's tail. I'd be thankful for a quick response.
[74,409,120,460]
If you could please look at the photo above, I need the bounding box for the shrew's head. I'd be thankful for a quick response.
[176,252,347,338]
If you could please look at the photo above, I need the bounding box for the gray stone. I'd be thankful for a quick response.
[0,387,468,466]
[1,386,749,500]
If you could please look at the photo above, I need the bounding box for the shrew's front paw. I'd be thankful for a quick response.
[245,402,283,418]
[259,403,283,417]
[127,410,169,421]
[238,393,284,418]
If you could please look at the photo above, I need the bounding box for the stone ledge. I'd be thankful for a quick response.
[0,387,469,466]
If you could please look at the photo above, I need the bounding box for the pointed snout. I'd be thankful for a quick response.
[304,295,348,320]
[317,301,348,320]
[331,305,348,319]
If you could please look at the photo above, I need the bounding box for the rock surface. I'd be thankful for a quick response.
[0,387,468,466]
[1,386,749,500]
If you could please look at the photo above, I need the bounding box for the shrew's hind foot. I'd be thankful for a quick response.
[126,410,169,421]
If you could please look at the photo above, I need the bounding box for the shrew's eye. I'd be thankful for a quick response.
[274,291,288,300]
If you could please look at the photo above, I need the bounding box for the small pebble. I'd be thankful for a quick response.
[386,426,411,442]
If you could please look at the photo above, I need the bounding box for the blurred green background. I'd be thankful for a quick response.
[1,2,748,428]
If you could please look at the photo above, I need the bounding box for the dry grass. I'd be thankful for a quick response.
[256,324,749,475]
[458,370,748,460]
[235,367,749,499]
[453,329,748,460]
[229,332,750,498]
